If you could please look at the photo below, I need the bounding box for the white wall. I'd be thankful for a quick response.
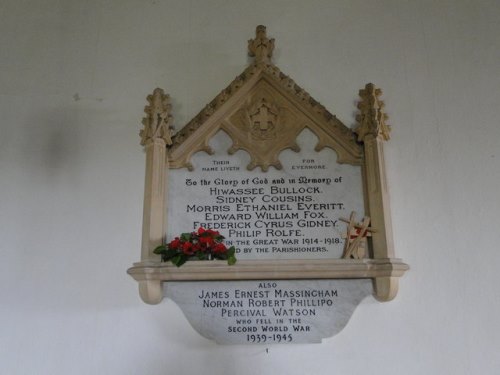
[1,1,499,374]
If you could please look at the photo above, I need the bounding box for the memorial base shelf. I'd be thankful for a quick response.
[127,258,409,304]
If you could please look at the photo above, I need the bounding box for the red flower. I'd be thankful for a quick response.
[213,243,227,254]
[198,227,220,238]
[206,229,220,237]
[182,242,195,255]
[158,229,236,266]
[168,237,181,250]
[199,236,215,247]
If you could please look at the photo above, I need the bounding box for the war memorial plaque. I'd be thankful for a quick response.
[127,26,409,345]
[166,130,364,260]
[167,279,371,344]
[165,131,369,343]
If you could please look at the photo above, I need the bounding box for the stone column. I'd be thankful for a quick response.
[138,88,173,304]
[355,83,397,301]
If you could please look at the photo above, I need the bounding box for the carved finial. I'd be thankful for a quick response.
[140,88,174,146]
[354,83,391,142]
[248,25,275,63]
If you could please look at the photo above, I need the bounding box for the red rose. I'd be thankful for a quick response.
[205,229,220,237]
[199,236,215,247]
[182,242,194,255]
[213,243,227,254]
[168,237,181,249]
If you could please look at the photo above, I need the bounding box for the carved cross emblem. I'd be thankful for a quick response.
[249,99,278,140]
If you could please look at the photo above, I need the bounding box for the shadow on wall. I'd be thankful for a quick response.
[16,104,86,186]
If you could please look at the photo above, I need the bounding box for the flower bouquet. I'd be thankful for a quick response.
[153,227,237,267]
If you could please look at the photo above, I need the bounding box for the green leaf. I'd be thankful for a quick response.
[170,254,180,266]
[180,232,192,242]
[153,245,167,254]
[196,251,206,260]
[227,255,237,266]
[164,248,178,259]
[227,246,236,257]
[171,254,187,267]
[177,254,188,267]
[216,253,227,260]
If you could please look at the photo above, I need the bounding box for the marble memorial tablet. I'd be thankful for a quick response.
[167,130,364,260]
[167,279,371,344]
[165,130,369,344]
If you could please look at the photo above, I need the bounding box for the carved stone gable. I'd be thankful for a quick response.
[164,28,365,171]
[168,67,364,171]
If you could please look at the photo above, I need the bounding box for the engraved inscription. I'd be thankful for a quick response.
[167,130,364,260]
[167,279,372,344]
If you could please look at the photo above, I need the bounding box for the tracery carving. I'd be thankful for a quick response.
[140,88,174,146]
[167,26,363,170]
[225,86,301,171]
[354,83,391,142]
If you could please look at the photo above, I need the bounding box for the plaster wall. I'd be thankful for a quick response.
[1,1,499,374]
